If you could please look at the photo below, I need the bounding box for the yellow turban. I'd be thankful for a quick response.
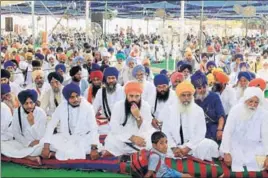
[175,81,195,96]
[32,70,44,81]
[25,52,33,60]
[207,73,215,86]
[184,51,192,58]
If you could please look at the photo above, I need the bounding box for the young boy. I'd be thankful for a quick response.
[145,131,192,178]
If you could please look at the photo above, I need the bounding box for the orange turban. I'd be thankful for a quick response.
[214,72,229,84]
[249,78,266,91]
[124,81,143,94]
[207,46,214,53]
[142,58,151,66]
[176,81,195,96]
[58,53,67,61]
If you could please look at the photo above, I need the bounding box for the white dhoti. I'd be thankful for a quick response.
[166,139,219,161]
[49,133,101,160]
[104,133,152,157]
[1,139,44,158]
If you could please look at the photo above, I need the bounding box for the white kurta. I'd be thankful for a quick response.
[104,100,156,156]
[220,103,268,172]
[1,107,47,158]
[149,89,177,122]
[40,86,64,117]
[220,85,237,115]
[10,82,22,96]
[161,99,219,161]
[141,81,156,103]
[257,69,268,82]
[93,84,125,117]
[1,102,13,141]
[28,82,51,102]
[43,98,100,160]
[118,66,135,85]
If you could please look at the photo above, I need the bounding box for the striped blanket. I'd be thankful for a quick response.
[2,154,268,178]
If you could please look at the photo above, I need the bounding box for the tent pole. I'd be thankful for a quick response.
[85,0,90,41]
[31,1,35,46]
[178,0,185,70]
[199,0,204,51]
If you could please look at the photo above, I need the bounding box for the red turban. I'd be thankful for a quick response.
[90,71,103,81]
[124,81,143,94]
[170,72,184,85]
[249,78,266,91]
[214,72,229,84]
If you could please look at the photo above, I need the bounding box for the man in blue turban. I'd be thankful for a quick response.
[1,89,47,165]
[41,83,100,161]
[118,56,137,85]
[93,67,124,126]
[150,74,177,130]
[235,71,253,101]
[132,65,156,103]
[191,71,225,143]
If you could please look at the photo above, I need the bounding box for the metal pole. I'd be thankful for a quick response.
[31,1,35,46]
[85,0,90,40]
[178,0,185,70]
[146,19,149,35]
[199,0,204,51]
[104,1,107,38]
[245,0,249,37]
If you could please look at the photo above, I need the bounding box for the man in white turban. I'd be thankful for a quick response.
[220,87,268,172]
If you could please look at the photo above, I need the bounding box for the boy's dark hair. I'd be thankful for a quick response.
[151,131,167,144]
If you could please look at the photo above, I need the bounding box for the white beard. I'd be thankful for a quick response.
[240,104,256,121]
[195,87,210,101]
[237,85,247,98]
[178,98,194,114]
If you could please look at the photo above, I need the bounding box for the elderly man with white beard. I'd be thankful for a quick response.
[118,56,137,86]
[257,60,268,82]
[191,71,225,142]
[220,87,268,172]
[40,72,64,118]
[131,65,156,103]
[103,81,155,157]
[161,81,219,161]
[150,74,177,130]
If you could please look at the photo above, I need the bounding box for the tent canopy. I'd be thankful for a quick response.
[1,0,268,19]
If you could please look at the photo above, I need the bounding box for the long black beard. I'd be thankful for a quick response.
[69,103,80,108]
[92,84,101,97]
[106,83,117,94]
[72,77,80,83]
[156,89,170,102]
[122,99,141,126]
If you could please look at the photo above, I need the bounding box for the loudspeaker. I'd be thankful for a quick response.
[5,17,13,32]
[91,13,103,29]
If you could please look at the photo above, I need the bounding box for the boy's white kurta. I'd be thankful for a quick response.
[93,84,125,117]
[220,103,268,172]
[43,98,100,160]
[40,85,64,117]
[220,85,237,115]
[1,102,13,141]
[28,82,51,101]
[104,100,156,156]
[161,99,219,161]
[1,106,47,158]
[149,89,177,121]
